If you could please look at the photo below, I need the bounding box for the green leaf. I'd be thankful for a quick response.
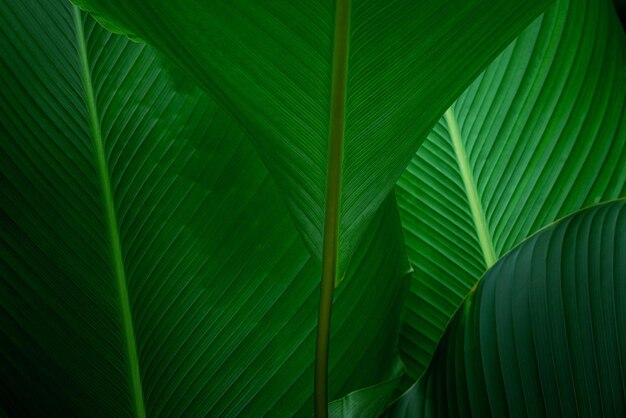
[387,198,626,417]
[70,0,553,275]
[396,0,626,378]
[68,1,554,410]
[0,0,410,415]
[328,359,405,418]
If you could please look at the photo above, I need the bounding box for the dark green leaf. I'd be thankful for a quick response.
[70,0,553,274]
[328,360,405,418]
[0,1,410,415]
[388,199,626,417]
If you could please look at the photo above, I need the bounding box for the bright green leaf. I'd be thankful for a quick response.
[396,0,626,378]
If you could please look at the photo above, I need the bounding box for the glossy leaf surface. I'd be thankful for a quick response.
[71,0,552,273]
[396,0,626,377]
[0,1,410,415]
[388,199,626,418]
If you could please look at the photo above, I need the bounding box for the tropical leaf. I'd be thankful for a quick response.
[387,199,626,418]
[0,0,410,415]
[396,0,626,378]
[67,2,556,411]
[70,0,553,277]
[328,362,404,418]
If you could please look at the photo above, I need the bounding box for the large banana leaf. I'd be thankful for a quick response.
[388,199,626,417]
[71,0,553,275]
[0,1,411,415]
[396,0,626,378]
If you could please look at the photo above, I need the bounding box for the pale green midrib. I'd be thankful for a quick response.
[444,106,497,269]
[72,7,146,418]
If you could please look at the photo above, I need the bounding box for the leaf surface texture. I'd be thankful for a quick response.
[388,199,626,418]
[71,0,552,272]
[0,1,410,415]
[396,0,626,377]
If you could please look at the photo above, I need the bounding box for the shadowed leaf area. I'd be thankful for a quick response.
[0,0,410,415]
[388,199,626,418]
[70,0,551,273]
[1,0,625,416]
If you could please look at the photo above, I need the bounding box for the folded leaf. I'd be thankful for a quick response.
[71,0,552,274]
[387,199,626,417]
[328,359,405,418]
[396,0,626,378]
[0,1,410,415]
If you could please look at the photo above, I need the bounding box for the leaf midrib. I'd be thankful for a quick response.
[314,0,351,415]
[444,106,497,269]
[72,7,146,417]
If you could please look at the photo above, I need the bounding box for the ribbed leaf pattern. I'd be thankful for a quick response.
[0,0,411,415]
[71,0,551,274]
[388,199,626,418]
[329,362,405,418]
[397,0,626,378]
[1,2,130,415]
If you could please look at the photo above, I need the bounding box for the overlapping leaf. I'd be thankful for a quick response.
[396,0,626,378]
[388,199,626,417]
[0,0,410,415]
[71,0,552,273]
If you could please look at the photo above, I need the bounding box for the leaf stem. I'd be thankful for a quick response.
[72,7,146,417]
[315,0,351,416]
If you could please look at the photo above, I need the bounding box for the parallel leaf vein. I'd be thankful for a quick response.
[72,6,146,417]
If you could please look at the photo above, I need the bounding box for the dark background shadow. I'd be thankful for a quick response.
[616,0,626,29]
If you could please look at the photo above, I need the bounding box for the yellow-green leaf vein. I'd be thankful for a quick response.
[444,105,497,269]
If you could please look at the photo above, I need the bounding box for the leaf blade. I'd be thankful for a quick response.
[71,7,146,415]
[397,0,626,378]
[0,0,411,415]
[388,199,626,417]
[70,0,553,273]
